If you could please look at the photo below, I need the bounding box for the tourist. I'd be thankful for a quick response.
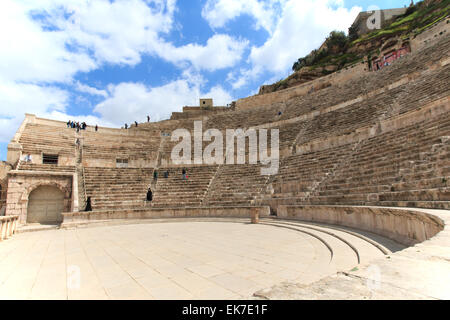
[135,121,138,127]
[153,170,158,181]
[24,154,32,162]
[125,123,128,129]
[182,168,187,180]
[146,188,153,201]
[147,115,150,122]
[164,170,169,179]
[278,111,282,116]
[95,125,98,132]
[85,197,92,212]
[67,120,71,128]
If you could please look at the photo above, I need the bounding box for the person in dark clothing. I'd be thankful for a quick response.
[85,197,92,212]
[146,188,153,201]
[147,115,150,122]
[182,168,187,180]
[67,120,71,128]
[153,170,158,181]
[95,125,98,132]
[164,170,169,178]
[125,123,128,129]
[278,111,282,116]
[135,121,138,127]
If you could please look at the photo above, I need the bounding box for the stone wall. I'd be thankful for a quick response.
[235,62,367,111]
[61,206,271,226]
[5,171,75,224]
[170,106,229,120]
[352,9,407,37]
[0,162,12,216]
[411,17,450,52]
[277,205,444,246]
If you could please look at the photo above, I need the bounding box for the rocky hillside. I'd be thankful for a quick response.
[260,0,449,94]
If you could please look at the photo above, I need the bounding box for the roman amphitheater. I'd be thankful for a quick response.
[0,18,449,300]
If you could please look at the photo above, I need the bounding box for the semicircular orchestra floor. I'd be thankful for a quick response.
[0,219,404,300]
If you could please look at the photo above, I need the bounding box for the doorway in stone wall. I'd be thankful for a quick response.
[27,186,64,224]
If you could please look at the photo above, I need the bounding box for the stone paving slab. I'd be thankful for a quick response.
[0,221,332,300]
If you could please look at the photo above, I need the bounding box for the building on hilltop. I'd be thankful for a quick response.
[350,8,408,38]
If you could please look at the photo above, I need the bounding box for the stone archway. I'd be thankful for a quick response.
[27,185,65,224]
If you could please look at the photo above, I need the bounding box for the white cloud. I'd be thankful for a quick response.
[202,0,281,34]
[94,79,233,126]
[219,0,361,88]
[0,0,242,149]
[75,82,108,98]
[155,34,249,72]
[250,0,361,74]
[0,0,96,84]
[0,82,68,142]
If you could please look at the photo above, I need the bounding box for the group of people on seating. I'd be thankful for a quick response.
[67,120,88,132]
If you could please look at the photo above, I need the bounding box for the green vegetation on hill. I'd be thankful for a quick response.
[281,0,449,85]
[353,0,449,44]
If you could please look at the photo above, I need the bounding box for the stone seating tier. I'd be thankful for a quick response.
[19,124,76,156]
[19,163,76,173]
[83,167,154,210]
[151,166,218,207]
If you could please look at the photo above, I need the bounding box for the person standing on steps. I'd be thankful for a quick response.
[125,123,128,129]
[153,170,158,181]
[85,197,92,212]
[135,121,138,127]
[182,168,187,180]
[95,125,98,132]
[164,170,169,179]
[146,188,153,202]
[147,115,150,122]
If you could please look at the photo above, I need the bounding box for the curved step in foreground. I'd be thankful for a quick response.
[260,219,400,278]
[264,219,406,262]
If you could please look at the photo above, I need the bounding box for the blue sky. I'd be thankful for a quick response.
[0,0,411,161]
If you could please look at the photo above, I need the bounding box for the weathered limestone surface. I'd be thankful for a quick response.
[255,208,450,300]
[5,171,74,224]
[277,205,444,246]
[61,206,271,227]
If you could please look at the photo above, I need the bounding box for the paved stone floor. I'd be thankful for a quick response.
[0,220,343,300]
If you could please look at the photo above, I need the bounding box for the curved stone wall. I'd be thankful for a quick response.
[277,205,445,246]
